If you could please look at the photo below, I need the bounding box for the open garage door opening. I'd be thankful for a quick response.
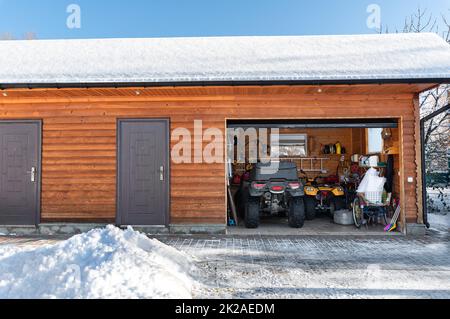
[226,119,403,235]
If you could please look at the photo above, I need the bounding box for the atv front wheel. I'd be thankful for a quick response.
[288,197,305,228]
[245,197,260,228]
[304,196,316,220]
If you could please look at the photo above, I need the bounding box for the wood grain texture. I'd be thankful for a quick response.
[0,85,422,226]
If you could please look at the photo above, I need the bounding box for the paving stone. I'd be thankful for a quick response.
[158,233,450,298]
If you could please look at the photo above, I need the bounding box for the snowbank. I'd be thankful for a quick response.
[0,226,199,299]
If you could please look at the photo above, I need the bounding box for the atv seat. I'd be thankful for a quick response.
[251,161,299,181]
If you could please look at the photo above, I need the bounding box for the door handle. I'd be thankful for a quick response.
[160,166,164,181]
[27,167,37,182]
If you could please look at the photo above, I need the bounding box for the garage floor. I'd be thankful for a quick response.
[228,213,401,236]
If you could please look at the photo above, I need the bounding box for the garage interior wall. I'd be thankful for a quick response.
[0,85,424,227]
[229,127,401,198]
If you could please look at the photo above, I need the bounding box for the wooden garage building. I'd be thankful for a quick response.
[0,33,449,234]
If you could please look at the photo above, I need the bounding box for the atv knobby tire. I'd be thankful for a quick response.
[288,197,305,228]
[245,197,260,228]
[304,196,316,220]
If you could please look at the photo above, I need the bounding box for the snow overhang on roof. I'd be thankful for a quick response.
[0,33,449,88]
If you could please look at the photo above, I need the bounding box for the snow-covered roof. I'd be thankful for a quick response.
[0,33,449,86]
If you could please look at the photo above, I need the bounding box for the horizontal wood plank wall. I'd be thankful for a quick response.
[276,128,353,175]
[0,86,419,225]
[351,128,365,155]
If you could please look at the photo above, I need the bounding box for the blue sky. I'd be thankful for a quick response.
[0,0,449,39]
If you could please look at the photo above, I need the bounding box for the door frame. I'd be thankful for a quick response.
[116,118,171,226]
[0,119,42,226]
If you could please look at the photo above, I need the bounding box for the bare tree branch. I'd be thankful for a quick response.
[396,7,450,191]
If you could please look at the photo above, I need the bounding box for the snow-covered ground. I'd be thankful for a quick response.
[0,226,200,299]
[429,212,450,233]
[427,187,449,234]
[427,187,449,214]
[172,236,450,299]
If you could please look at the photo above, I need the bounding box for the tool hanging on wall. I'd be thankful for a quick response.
[335,142,342,155]
[329,144,336,154]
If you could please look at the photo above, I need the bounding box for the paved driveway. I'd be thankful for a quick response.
[161,232,450,299]
[1,229,449,299]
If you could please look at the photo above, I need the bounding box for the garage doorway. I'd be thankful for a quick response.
[117,119,170,226]
[0,120,41,226]
[226,119,401,235]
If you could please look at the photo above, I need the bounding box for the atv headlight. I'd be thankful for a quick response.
[306,186,315,192]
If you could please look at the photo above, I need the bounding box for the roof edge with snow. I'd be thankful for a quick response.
[1,78,448,90]
[1,33,449,88]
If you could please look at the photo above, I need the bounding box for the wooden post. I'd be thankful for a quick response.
[399,116,406,233]
[414,95,424,224]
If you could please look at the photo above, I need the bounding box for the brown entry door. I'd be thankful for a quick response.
[117,119,169,226]
[0,121,40,225]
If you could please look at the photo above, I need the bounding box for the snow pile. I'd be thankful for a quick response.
[0,226,199,299]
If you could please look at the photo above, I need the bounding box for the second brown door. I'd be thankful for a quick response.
[117,119,169,226]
